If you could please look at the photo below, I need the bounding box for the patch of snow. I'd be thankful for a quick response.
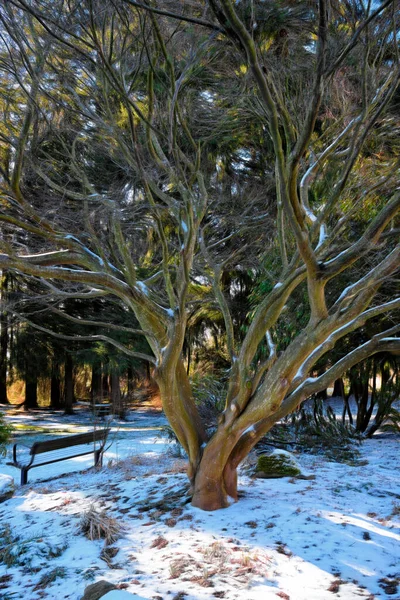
[136,281,149,295]
[304,208,317,223]
[315,223,328,250]
[242,424,256,436]
[0,473,14,501]
[102,592,146,599]
[0,408,399,600]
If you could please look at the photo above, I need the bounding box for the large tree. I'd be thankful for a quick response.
[0,0,399,510]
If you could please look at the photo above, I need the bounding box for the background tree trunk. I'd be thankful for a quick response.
[24,375,38,410]
[111,370,122,417]
[127,365,134,396]
[102,367,109,400]
[0,271,9,404]
[332,378,344,398]
[50,360,61,409]
[91,362,102,403]
[64,354,74,414]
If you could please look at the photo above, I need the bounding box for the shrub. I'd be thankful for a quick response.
[158,374,227,454]
[0,525,67,569]
[0,412,12,457]
[257,398,362,463]
[191,373,226,430]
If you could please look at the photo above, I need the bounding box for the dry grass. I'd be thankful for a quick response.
[79,505,123,545]
[150,536,169,549]
[202,541,230,567]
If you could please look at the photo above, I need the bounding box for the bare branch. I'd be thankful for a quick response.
[12,311,156,363]
[120,0,222,32]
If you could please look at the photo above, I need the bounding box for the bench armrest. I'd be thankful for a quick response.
[11,443,35,468]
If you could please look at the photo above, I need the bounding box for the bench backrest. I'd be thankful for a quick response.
[30,429,110,455]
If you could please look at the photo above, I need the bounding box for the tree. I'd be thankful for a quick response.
[0,271,9,404]
[0,0,399,510]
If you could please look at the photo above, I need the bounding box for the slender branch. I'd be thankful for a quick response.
[13,312,156,363]
[327,0,395,76]
[120,0,222,32]
[48,307,156,340]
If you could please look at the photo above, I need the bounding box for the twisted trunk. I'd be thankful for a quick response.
[192,453,238,511]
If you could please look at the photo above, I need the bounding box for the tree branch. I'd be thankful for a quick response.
[120,0,223,32]
[13,311,156,363]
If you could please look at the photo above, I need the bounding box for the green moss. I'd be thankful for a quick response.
[256,452,301,477]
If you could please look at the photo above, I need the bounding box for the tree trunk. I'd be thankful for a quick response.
[102,369,109,399]
[192,456,238,511]
[50,360,61,409]
[0,271,9,404]
[91,362,102,403]
[342,395,353,425]
[332,378,344,398]
[127,365,134,396]
[24,376,38,410]
[64,354,74,414]
[111,370,122,417]
[191,428,241,510]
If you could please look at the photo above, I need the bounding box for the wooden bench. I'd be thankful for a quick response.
[7,429,110,485]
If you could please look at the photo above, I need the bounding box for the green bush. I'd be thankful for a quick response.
[191,373,226,430]
[257,398,362,463]
[0,412,12,457]
[158,374,226,455]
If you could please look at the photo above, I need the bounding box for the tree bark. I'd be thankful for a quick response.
[127,365,134,396]
[64,354,74,414]
[50,360,61,409]
[24,375,38,409]
[191,455,239,511]
[0,271,9,404]
[111,370,122,417]
[332,378,344,398]
[191,428,241,510]
[102,369,109,399]
[91,362,102,403]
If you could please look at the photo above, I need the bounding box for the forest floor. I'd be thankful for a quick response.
[0,404,399,600]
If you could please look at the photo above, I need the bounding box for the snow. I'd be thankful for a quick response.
[0,473,14,499]
[315,223,328,250]
[243,424,256,436]
[102,592,146,599]
[0,407,399,600]
[136,281,148,296]
[304,207,317,223]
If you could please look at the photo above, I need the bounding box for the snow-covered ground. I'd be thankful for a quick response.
[0,407,399,600]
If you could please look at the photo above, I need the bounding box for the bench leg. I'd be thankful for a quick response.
[21,468,28,486]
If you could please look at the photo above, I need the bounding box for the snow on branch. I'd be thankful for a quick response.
[291,297,400,389]
[288,329,400,407]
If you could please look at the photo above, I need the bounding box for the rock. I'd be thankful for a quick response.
[81,580,117,600]
[255,449,302,478]
[0,474,14,502]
